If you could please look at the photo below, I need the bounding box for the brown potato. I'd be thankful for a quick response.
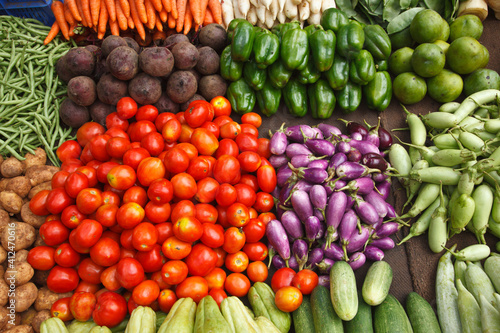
[32,271,49,287]
[0,306,9,331]
[33,231,47,248]
[0,209,9,231]
[4,262,34,286]
[0,191,23,214]
[1,157,24,178]
[20,307,37,326]
[11,282,37,312]
[20,203,45,229]
[14,250,28,263]
[34,287,72,312]
[31,310,50,333]
[2,310,21,331]
[6,177,31,199]
[3,324,34,333]
[1,222,36,251]
[0,179,9,192]
[22,148,46,171]
[25,166,59,187]
[0,246,6,264]
[0,278,8,306]
[28,182,52,200]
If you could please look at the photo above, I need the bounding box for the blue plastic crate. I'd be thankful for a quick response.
[0,0,54,26]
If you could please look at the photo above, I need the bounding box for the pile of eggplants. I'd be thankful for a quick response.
[266,120,400,286]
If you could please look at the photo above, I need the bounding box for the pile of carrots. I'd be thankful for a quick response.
[44,0,223,44]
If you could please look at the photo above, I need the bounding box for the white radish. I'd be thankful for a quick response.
[309,0,321,13]
[247,6,258,25]
[291,0,302,5]
[233,0,244,18]
[277,10,286,23]
[256,5,266,23]
[256,20,267,28]
[221,0,235,28]
[239,0,251,18]
[298,1,310,21]
[278,0,286,12]
[321,0,336,12]
[265,9,275,28]
[270,0,279,20]
[259,0,273,10]
[284,0,298,19]
[250,0,259,7]
[307,11,321,24]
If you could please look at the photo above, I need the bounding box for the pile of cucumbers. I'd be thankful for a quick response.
[221,8,393,118]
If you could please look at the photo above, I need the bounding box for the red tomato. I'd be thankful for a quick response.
[95,204,118,228]
[161,260,188,285]
[76,166,98,187]
[116,202,145,230]
[97,161,120,184]
[93,291,128,328]
[116,258,145,290]
[80,143,94,165]
[216,205,229,229]
[54,243,81,267]
[226,202,250,227]
[242,219,266,243]
[78,258,105,284]
[220,122,241,140]
[271,268,296,292]
[213,155,240,185]
[75,282,101,294]
[237,151,261,173]
[175,142,198,160]
[291,269,319,295]
[257,137,272,159]
[106,127,129,139]
[61,158,84,173]
[171,172,197,199]
[170,200,195,223]
[147,178,174,204]
[213,247,227,267]
[122,186,148,207]
[155,112,175,132]
[258,212,276,225]
[107,165,137,190]
[155,222,173,244]
[117,97,138,119]
[106,137,131,159]
[70,291,96,321]
[257,165,277,193]
[128,120,157,143]
[243,241,269,262]
[253,192,274,213]
[27,246,55,270]
[136,105,159,122]
[214,139,239,159]
[100,265,121,291]
[123,147,151,170]
[144,201,171,223]
[184,101,210,128]
[238,174,259,192]
[185,243,217,277]
[73,219,103,248]
[224,273,250,297]
[40,220,70,246]
[132,222,159,252]
[175,276,209,303]
[106,112,129,131]
[136,244,165,273]
[164,148,190,174]
[191,128,219,156]
[178,123,195,143]
[225,251,249,273]
[200,121,219,139]
[46,188,74,215]
[90,237,120,267]
[247,261,268,283]
[235,133,258,152]
[161,118,182,144]
[52,170,70,189]
[29,190,50,216]
[194,177,219,203]
[141,132,165,156]
[57,140,82,163]
[89,134,112,162]
[200,223,224,248]
[77,122,105,147]
[195,203,218,224]
[120,229,134,250]
[241,112,262,128]
[209,288,227,307]
[214,183,237,207]
[275,286,303,312]
[173,216,202,243]
[64,172,89,198]
[162,236,192,260]
[76,188,102,215]
[240,123,259,137]
[222,227,245,254]
[51,297,74,322]
[132,280,160,306]
[210,96,231,117]
[137,157,166,187]
[158,289,177,313]
[47,266,79,293]
[187,156,210,181]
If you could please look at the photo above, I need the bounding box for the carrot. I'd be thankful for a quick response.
[51,1,70,40]
[183,3,192,34]
[115,0,129,30]
[128,15,135,29]
[119,0,130,17]
[64,2,76,25]
[81,0,93,27]
[130,0,146,40]
[168,11,176,28]
[90,0,100,27]
[97,0,108,39]
[203,7,214,25]
[145,0,156,29]
[76,0,89,26]
[104,0,117,22]
[155,12,164,31]
[109,18,120,35]
[153,29,167,41]
[65,0,82,21]
[161,0,171,13]
[150,0,163,11]
[159,7,168,21]
[207,0,221,24]
[170,0,178,19]
[43,21,60,45]
[175,0,187,32]
[189,0,202,26]
[135,0,148,23]
[68,23,77,36]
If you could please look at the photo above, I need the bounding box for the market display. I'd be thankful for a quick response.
[0,0,499,332]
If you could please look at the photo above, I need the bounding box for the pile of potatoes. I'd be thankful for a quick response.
[58,24,229,129]
[0,149,65,333]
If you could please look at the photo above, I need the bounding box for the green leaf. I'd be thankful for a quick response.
[423,0,444,14]
[400,0,411,9]
[387,7,425,34]
[383,0,402,22]
[335,0,358,17]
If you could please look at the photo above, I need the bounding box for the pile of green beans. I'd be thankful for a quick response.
[388,89,500,250]
[0,15,76,166]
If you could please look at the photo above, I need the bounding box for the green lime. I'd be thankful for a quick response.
[433,40,450,54]
[410,9,448,43]
[390,27,414,50]
[449,14,483,41]
[463,68,500,96]
[388,47,414,76]
[427,69,463,103]
[393,72,427,104]
[447,36,485,74]
[438,21,450,41]
[411,43,446,78]
[479,45,490,68]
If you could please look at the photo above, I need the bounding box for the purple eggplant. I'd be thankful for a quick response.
[345,225,370,253]
[291,190,314,222]
[375,180,392,200]
[385,203,397,219]
[340,177,375,195]
[369,237,395,250]
[267,244,276,268]
[365,118,382,147]
[337,141,351,154]
[323,242,345,261]
[270,154,289,169]
[375,222,400,239]
[364,190,388,218]
[341,120,369,137]
[288,255,299,271]
[317,222,328,240]
[286,143,312,158]
[290,154,325,168]
[364,156,388,172]
[276,206,286,219]
[349,139,380,155]
[325,191,348,247]
[311,127,324,139]
[317,123,342,138]
[308,159,329,170]
[279,185,293,207]
[365,245,385,261]
[305,247,324,270]
[281,210,305,239]
[378,126,393,150]
[272,255,287,270]
[324,179,347,195]
[351,132,363,141]
[292,239,309,270]
[347,149,363,162]
[349,252,366,270]
[328,153,348,174]
[270,124,288,155]
[305,216,322,242]
[316,258,335,275]
[266,220,290,261]
[372,172,389,183]
[310,185,327,210]
[291,165,329,184]
[314,208,325,221]
[339,209,359,246]
[305,139,336,157]
[271,186,280,200]
[346,194,358,210]
[292,179,314,193]
[318,275,330,288]
[336,161,378,180]
[286,125,315,142]
[354,199,379,225]
[277,165,294,188]
[361,152,382,165]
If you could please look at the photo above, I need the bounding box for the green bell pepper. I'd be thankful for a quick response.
[243,60,267,91]
[280,28,309,71]
[283,78,308,117]
[324,54,349,90]
[227,79,256,114]
[298,59,321,85]
[308,79,336,119]
[253,31,280,69]
[256,79,282,117]
[220,45,243,81]
[320,7,349,33]
[227,18,246,41]
[363,71,392,112]
[309,25,336,72]
[363,24,392,61]
[349,49,376,85]
[336,81,362,114]
[337,21,365,60]
[231,20,255,62]
[375,59,388,71]
[268,59,293,89]
[272,21,300,43]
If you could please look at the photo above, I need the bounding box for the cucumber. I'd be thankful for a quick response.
[292,295,316,333]
[344,292,374,333]
[362,261,393,306]
[311,286,344,333]
[405,292,441,333]
[373,294,413,333]
[330,261,358,321]
[484,255,500,293]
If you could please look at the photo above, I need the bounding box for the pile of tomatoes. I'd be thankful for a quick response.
[26,96,278,327]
